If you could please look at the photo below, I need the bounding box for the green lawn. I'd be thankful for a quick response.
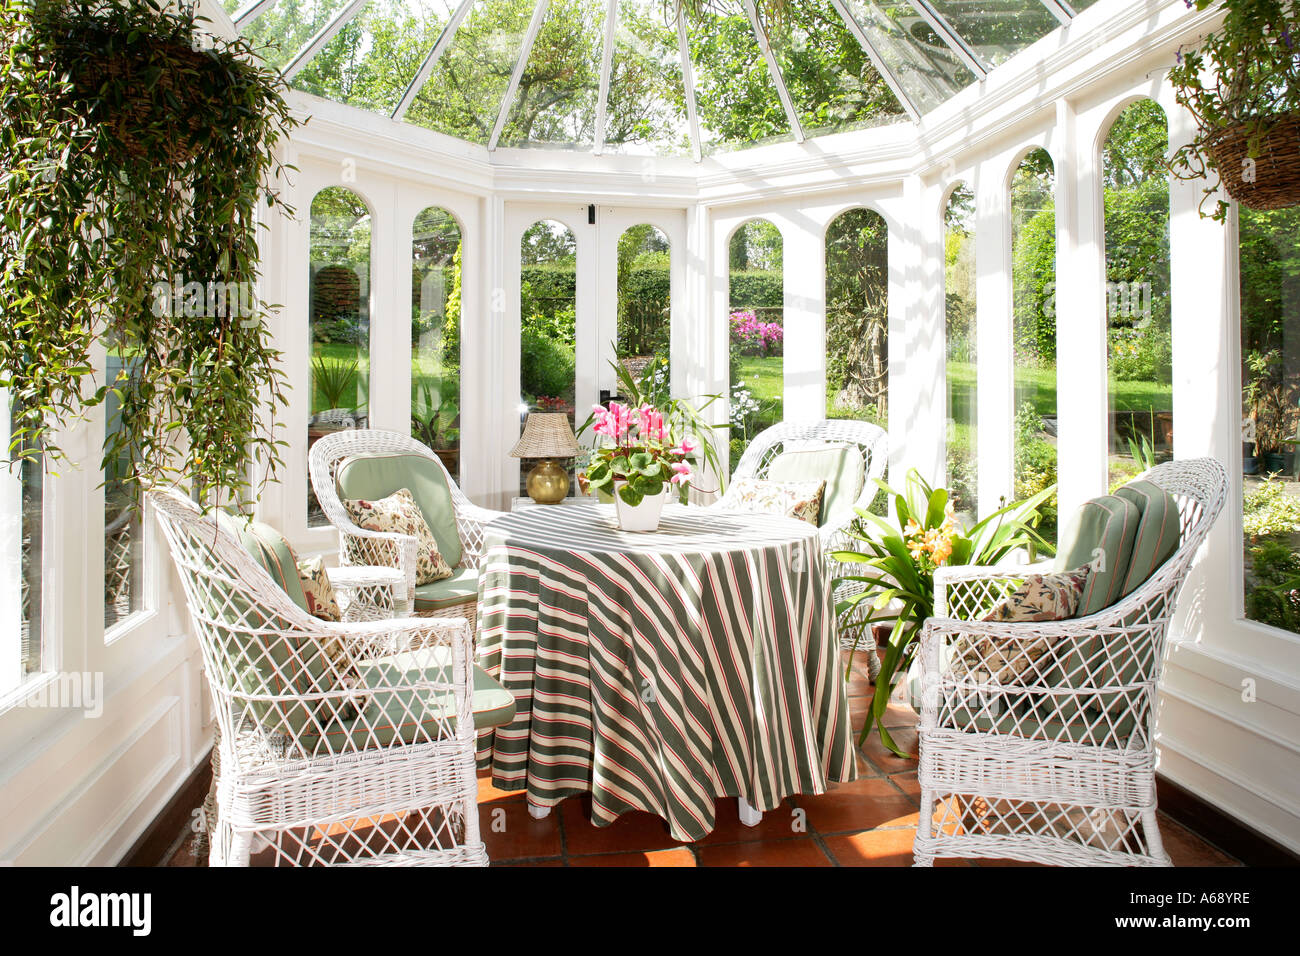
[311,340,456,416]
[945,361,1173,419]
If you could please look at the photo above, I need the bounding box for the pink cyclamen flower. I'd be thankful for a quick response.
[670,461,692,485]
[639,406,665,443]
[676,436,697,455]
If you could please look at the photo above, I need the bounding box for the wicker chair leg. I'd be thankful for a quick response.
[1142,805,1173,866]
[913,788,937,867]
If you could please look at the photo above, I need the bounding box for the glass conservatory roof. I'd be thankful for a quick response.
[222,0,1100,158]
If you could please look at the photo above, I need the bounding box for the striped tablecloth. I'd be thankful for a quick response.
[475,502,857,841]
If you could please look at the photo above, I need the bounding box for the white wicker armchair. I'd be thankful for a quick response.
[151,488,489,866]
[912,458,1227,867]
[716,419,889,668]
[309,429,504,622]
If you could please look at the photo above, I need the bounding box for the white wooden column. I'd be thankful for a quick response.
[366,180,407,434]
[1055,96,1110,521]
[975,157,1014,516]
[781,214,825,425]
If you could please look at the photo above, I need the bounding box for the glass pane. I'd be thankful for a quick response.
[729,220,783,470]
[602,0,693,156]
[221,0,247,15]
[839,0,977,114]
[520,219,577,493]
[412,207,463,482]
[926,0,1061,69]
[756,0,903,137]
[105,338,144,631]
[687,0,791,153]
[944,183,977,523]
[2,400,42,692]
[1103,100,1172,490]
[825,208,888,428]
[293,0,454,116]
[616,224,671,399]
[1011,148,1057,543]
[242,0,354,72]
[497,0,608,149]
[404,0,538,145]
[1240,206,1300,636]
[308,187,372,528]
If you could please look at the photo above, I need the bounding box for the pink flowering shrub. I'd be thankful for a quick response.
[730,309,784,356]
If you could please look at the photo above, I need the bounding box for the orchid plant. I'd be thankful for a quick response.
[581,401,696,506]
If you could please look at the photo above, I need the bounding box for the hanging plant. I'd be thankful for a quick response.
[1168,0,1300,221]
[0,0,298,508]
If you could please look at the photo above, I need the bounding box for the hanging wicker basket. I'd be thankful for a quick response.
[1208,112,1300,211]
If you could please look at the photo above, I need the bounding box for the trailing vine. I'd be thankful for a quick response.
[0,0,299,508]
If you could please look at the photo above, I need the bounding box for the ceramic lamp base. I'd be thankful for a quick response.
[526,460,570,504]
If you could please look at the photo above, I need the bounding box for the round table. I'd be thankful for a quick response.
[474,502,858,842]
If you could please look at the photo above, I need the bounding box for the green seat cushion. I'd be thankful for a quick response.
[1113,479,1181,597]
[414,566,479,612]
[218,511,308,612]
[335,453,463,568]
[214,512,329,739]
[1053,493,1142,616]
[767,443,866,527]
[302,647,516,754]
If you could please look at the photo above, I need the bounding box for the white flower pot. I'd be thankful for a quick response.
[613,481,665,532]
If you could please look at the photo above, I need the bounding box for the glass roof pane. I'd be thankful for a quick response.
[925,1,1061,68]
[686,0,792,153]
[496,0,608,150]
[755,0,903,138]
[404,0,538,145]
[243,0,355,72]
[602,0,693,156]
[839,0,976,114]
[293,0,453,115]
[220,0,244,15]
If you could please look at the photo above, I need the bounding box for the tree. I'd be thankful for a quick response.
[826,208,888,419]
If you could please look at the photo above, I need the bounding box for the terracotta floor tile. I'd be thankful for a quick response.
[794,776,921,835]
[696,797,805,845]
[888,771,921,801]
[820,828,974,867]
[558,795,687,855]
[492,857,565,867]
[479,794,565,862]
[697,837,834,867]
[569,847,698,867]
[477,772,526,804]
[881,700,918,729]
[859,725,920,773]
[1157,815,1241,867]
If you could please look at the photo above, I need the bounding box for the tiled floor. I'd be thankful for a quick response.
[163,650,1243,867]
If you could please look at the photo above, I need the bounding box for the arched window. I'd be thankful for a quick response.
[825,207,889,427]
[616,224,671,401]
[105,332,143,631]
[411,206,462,482]
[1102,100,1171,490]
[944,184,976,522]
[308,186,372,527]
[1011,148,1057,541]
[520,219,577,491]
[728,219,783,470]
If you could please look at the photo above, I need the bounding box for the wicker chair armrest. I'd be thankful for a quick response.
[454,502,505,565]
[917,613,1153,737]
[336,524,418,592]
[933,561,1051,619]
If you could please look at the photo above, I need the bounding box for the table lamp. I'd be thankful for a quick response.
[510,413,580,504]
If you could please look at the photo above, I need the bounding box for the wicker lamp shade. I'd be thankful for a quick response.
[510,413,580,459]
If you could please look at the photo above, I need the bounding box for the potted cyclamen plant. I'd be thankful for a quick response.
[582,402,695,532]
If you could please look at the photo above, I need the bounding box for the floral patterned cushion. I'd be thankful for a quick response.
[721,477,826,526]
[296,556,341,622]
[956,566,1090,684]
[344,488,453,586]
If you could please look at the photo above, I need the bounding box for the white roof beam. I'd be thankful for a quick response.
[488,0,551,151]
[1040,1,1074,26]
[283,0,369,81]
[393,0,479,121]
[827,0,921,122]
[910,0,988,79]
[232,0,279,29]
[593,0,618,155]
[740,0,805,143]
[675,5,703,163]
